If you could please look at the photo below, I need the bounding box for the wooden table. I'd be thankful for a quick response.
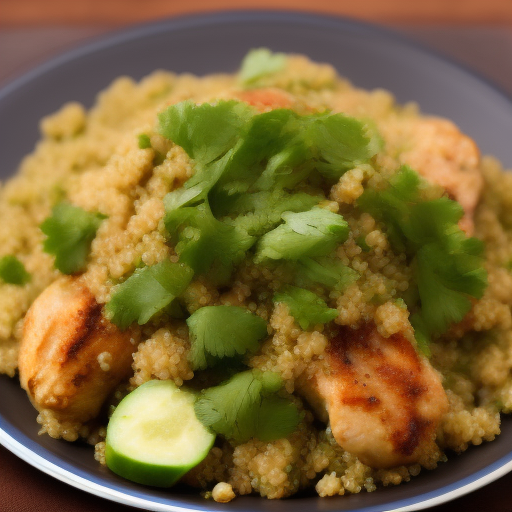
[1,1,512,511]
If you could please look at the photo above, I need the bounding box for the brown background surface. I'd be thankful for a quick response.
[1,1,512,511]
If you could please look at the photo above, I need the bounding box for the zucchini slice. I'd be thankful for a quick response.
[105,379,215,487]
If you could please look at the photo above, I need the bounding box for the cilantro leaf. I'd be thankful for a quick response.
[194,370,300,443]
[162,153,232,219]
[160,101,256,211]
[223,190,320,237]
[296,256,359,291]
[158,101,382,290]
[253,394,302,442]
[105,260,193,329]
[254,142,313,192]
[212,109,300,195]
[166,203,255,282]
[357,166,420,252]
[415,253,473,336]
[255,207,349,262]
[239,48,287,86]
[406,198,464,248]
[158,100,252,166]
[274,285,338,330]
[41,202,106,274]
[357,166,488,342]
[214,188,309,217]
[415,242,487,336]
[163,192,202,233]
[0,255,31,285]
[187,306,268,370]
[307,114,383,178]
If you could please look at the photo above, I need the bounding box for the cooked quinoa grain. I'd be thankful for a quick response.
[212,482,236,503]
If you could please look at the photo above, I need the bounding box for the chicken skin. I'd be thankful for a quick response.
[18,276,137,424]
[300,324,449,468]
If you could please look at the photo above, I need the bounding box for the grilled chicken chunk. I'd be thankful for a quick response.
[399,117,483,235]
[299,324,449,468]
[18,276,137,424]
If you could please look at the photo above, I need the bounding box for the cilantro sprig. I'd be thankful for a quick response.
[158,100,378,286]
[187,306,268,370]
[194,370,300,443]
[41,202,106,274]
[159,100,381,210]
[358,166,488,342]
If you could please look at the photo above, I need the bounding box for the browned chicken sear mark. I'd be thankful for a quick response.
[329,325,435,459]
[19,276,139,426]
[300,323,449,468]
[65,301,103,361]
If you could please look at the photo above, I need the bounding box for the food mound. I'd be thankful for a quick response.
[1,49,512,501]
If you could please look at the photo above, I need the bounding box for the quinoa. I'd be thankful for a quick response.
[212,482,236,503]
[2,52,512,500]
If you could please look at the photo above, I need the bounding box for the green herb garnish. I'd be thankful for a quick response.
[187,306,268,370]
[213,109,301,195]
[238,48,287,86]
[415,240,486,336]
[295,256,359,291]
[255,207,349,262]
[225,190,321,237]
[274,285,338,330]
[0,255,31,285]
[194,370,300,443]
[307,114,383,179]
[158,101,379,288]
[159,101,381,215]
[41,202,106,274]
[358,166,487,342]
[106,260,193,329]
[159,100,252,167]
[166,203,255,283]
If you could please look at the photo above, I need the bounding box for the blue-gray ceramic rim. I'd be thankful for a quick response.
[1,10,512,512]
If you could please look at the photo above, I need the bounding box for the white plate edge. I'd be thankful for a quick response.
[0,427,218,512]
[3,423,512,512]
[385,458,512,511]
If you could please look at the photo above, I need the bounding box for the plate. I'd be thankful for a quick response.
[1,10,512,512]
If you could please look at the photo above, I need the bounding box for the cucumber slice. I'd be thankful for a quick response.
[105,379,215,487]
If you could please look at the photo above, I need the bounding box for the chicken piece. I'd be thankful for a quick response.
[299,324,449,468]
[18,276,137,424]
[237,87,295,112]
[399,117,483,235]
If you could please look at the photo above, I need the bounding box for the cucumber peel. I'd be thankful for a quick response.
[105,380,215,487]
